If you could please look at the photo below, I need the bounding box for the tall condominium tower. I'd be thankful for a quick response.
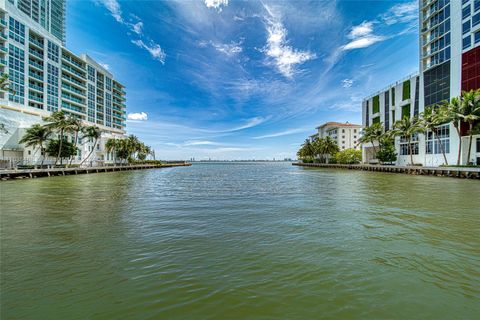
[5,0,65,43]
[362,0,480,166]
[0,0,127,165]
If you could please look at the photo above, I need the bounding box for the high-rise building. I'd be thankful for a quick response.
[362,0,480,166]
[0,0,127,166]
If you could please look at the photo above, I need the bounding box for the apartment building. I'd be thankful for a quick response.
[0,0,127,166]
[316,122,363,150]
[362,0,480,166]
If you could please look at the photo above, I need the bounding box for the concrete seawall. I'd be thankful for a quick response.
[0,163,192,181]
[292,162,480,179]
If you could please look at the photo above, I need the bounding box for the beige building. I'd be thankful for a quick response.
[315,122,362,150]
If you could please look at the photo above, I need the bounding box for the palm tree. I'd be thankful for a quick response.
[105,138,118,165]
[79,126,102,166]
[439,97,463,165]
[358,122,383,157]
[460,89,480,164]
[322,136,339,163]
[19,124,52,167]
[0,73,15,95]
[43,111,72,165]
[390,117,424,165]
[420,106,449,165]
[297,139,315,162]
[67,117,83,166]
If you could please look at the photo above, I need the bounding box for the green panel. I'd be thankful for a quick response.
[402,80,410,101]
[402,104,410,119]
[372,95,380,114]
[372,116,381,124]
[391,88,395,106]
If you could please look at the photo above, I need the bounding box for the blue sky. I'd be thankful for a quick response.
[66,0,419,160]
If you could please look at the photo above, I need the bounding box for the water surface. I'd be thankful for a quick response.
[1,163,479,319]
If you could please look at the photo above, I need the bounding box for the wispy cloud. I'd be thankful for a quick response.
[341,79,353,88]
[199,40,243,56]
[381,1,418,25]
[204,0,229,11]
[342,21,385,51]
[127,112,148,121]
[262,5,316,78]
[183,140,221,146]
[132,40,166,64]
[97,0,166,63]
[253,128,310,139]
[223,117,266,132]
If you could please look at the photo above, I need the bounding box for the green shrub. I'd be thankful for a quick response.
[377,137,397,164]
[333,149,362,164]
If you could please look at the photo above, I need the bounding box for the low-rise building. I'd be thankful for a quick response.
[316,121,362,150]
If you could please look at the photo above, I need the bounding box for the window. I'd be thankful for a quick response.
[476,31,480,43]
[424,61,450,107]
[354,129,357,133]
[426,124,450,154]
[463,20,471,34]
[402,104,411,119]
[475,0,480,11]
[463,36,472,49]
[373,116,380,124]
[88,66,95,82]
[399,134,419,156]
[402,80,410,100]
[365,101,369,126]
[342,129,345,133]
[8,17,25,44]
[373,95,380,114]
[463,5,471,20]
[391,88,395,106]
[47,41,59,62]
[476,138,480,152]
[342,135,345,139]
[473,12,480,27]
[392,110,395,123]
[8,44,25,104]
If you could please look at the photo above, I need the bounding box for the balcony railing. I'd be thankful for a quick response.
[29,49,43,59]
[29,83,44,92]
[28,72,43,81]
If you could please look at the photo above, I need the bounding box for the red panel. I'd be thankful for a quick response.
[462,46,480,92]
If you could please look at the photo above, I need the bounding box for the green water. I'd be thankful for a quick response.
[1,162,479,319]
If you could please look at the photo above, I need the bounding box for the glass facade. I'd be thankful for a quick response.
[426,124,450,154]
[424,61,450,107]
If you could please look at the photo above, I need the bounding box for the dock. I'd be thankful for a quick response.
[0,163,191,181]
[292,162,480,179]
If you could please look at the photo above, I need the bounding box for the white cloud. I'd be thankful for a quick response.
[132,40,166,64]
[341,79,353,88]
[127,112,148,121]
[253,128,310,139]
[183,140,220,146]
[100,0,123,23]
[262,5,316,78]
[131,21,143,35]
[204,0,228,11]
[382,1,418,25]
[211,41,243,56]
[226,117,265,132]
[98,0,166,64]
[342,20,385,51]
[99,63,110,70]
[348,21,373,39]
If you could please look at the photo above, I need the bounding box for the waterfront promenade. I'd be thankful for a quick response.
[0,163,191,180]
[293,162,480,179]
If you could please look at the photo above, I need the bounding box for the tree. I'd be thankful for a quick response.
[460,89,480,165]
[105,138,119,165]
[439,97,463,165]
[67,117,84,166]
[0,73,15,95]
[322,136,339,163]
[79,126,102,166]
[43,111,75,165]
[297,139,315,162]
[376,136,397,164]
[46,139,77,161]
[420,106,449,165]
[390,117,424,165]
[333,149,362,164]
[19,124,52,167]
[358,122,383,158]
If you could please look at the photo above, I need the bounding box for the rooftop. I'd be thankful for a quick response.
[316,121,362,129]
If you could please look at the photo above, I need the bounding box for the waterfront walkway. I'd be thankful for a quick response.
[293,162,480,179]
[0,163,191,180]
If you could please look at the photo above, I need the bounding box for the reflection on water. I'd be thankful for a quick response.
[1,162,479,319]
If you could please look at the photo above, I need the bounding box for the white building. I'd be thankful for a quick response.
[0,0,127,167]
[315,121,362,150]
[362,0,480,166]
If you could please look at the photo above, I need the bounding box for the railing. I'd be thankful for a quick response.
[62,74,85,87]
[29,60,43,70]
[62,83,84,95]
[29,71,43,81]
[62,54,85,69]
[0,58,7,65]
[29,83,44,92]
[28,94,43,103]
[61,101,85,113]
[62,64,85,79]
[62,93,85,104]
[29,49,43,59]
[29,38,44,49]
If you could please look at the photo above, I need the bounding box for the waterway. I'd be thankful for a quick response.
[1,162,479,319]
